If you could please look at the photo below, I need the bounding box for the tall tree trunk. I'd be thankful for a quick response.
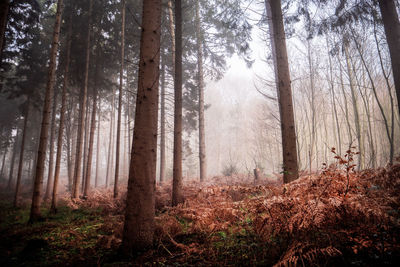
[0,0,9,65]
[7,129,19,189]
[122,0,161,253]
[167,0,176,72]
[105,86,115,188]
[195,0,206,183]
[159,52,166,184]
[265,0,298,183]
[72,0,92,199]
[326,37,342,156]
[44,91,58,200]
[29,0,63,222]
[172,0,183,206]
[114,0,125,198]
[81,98,90,191]
[0,147,7,179]
[378,0,400,121]
[14,100,30,207]
[95,100,101,188]
[344,45,362,170]
[83,84,97,197]
[51,16,72,213]
[373,22,395,165]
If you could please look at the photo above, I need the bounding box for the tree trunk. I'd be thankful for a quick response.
[7,129,19,189]
[344,45,362,170]
[122,0,161,254]
[29,0,63,222]
[0,147,7,179]
[83,84,97,197]
[172,0,183,206]
[106,86,115,188]
[0,0,9,65]
[378,0,400,121]
[44,91,58,200]
[82,98,91,191]
[159,52,166,184]
[326,37,342,156]
[114,0,125,198]
[195,0,206,183]
[51,17,72,213]
[265,0,298,183]
[72,0,92,199]
[95,100,101,188]
[14,101,30,207]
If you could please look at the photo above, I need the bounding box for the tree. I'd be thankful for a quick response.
[378,0,400,122]
[172,0,184,206]
[72,0,92,199]
[195,0,206,182]
[0,0,9,65]
[122,0,161,253]
[51,14,72,213]
[29,0,63,222]
[13,100,29,207]
[114,0,125,198]
[265,0,299,183]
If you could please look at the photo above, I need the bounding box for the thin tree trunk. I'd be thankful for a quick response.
[29,0,63,222]
[0,0,9,65]
[265,0,298,182]
[7,129,18,189]
[51,16,72,213]
[159,52,166,184]
[172,0,183,206]
[373,22,395,165]
[122,0,161,253]
[195,0,206,183]
[95,100,101,188]
[327,37,342,155]
[83,83,97,197]
[0,147,7,178]
[44,91,58,200]
[114,0,125,198]
[82,98,90,191]
[14,101,30,207]
[344,45,362,170]
[72,0,92,199]
[378,0,400,121]
[106,86,115,188]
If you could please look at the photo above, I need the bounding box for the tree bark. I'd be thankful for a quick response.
[378,0,400,121]
[14,100,29,207]
[122,0,161,254]
[114,0,125,198]
[72,0,92,199]
[0,0,9,65]
[29,0,63,222]
[44,91,58,200]
[265,0,298,183]
[51,17,72,213]
[172,0,183,206]
[195,0,206,183]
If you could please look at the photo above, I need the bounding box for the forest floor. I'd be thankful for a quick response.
[1,164,400,266]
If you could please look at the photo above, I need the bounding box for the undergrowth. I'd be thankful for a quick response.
[0,162,400,266]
